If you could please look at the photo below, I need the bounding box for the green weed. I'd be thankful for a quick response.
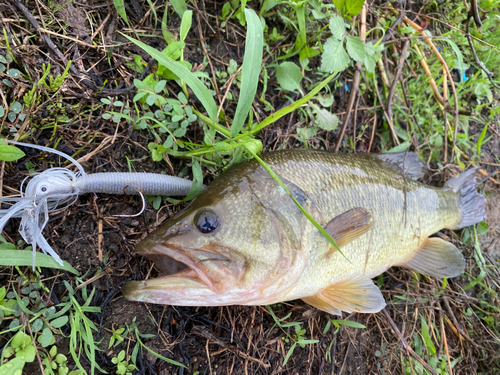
[266,305,319,366]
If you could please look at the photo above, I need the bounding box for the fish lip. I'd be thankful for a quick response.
[137,241,230,293]
[122,271,210,303]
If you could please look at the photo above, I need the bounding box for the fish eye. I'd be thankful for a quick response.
[195,209,219,234]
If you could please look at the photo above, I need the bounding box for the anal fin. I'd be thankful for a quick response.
[400,237,465,278]
[302,274,386,315]
[325,207,374,255]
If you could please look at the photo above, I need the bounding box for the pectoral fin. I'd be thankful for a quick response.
[302,274,386,315]
[400,237,465,278]
[325,208,374,253]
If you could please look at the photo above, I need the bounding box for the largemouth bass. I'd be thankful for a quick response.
[122,150,485,315]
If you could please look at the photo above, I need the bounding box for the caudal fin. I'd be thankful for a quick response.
[445,168,486,229]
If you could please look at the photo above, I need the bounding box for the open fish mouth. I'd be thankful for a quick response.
[122,240,240,305]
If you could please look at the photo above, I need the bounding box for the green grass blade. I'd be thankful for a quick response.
[329,319,366,329]
[230,8,264,138]
[233,71,340,142]
[476,123,488,157]
[283,342,297,366]
[136,330,187,368]
[0,250,79,274]
[161,2,176,44]
[113,0,131,28]
[294,3,306,50]
[146,0,158,26]
[196,71,341,145]
[243,147,347,261]
[179,10,193,42]
[122,34,218,122]
[170,0,188,18]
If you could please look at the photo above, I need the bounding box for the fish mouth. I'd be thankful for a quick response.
[122,239,241,304]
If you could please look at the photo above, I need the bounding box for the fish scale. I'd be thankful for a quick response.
[253,151,459,300]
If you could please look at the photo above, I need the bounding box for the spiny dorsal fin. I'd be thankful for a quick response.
[376,152,425,180]
[302,274,386,315]
[325,208,374,253]
[399,237,465,278]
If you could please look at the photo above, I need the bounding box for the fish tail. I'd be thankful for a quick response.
[445,168,486,229]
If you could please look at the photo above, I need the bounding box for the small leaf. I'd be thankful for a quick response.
[321,37,351,73]
[12,331,29,348]
[0,145,25,162]
[364,53,380,74]
[50,316,68,328]
[40,327,54,348]
[32,318,43,332]
[317,94,334,107]
[17,345,36,363]
[146,94,158,106]
[312,104,339,131]
[276,62,303,92]
[345,36,365,62]
[154,80,166,93]
[6,69,22,78]
[179,10,193,42]
[163,135,174,149]
[345,0,365,15]
[221,2,232,19]
[329,15,346,40]
[55,353,67,364]
[0,357,26,374]
[332,0,345,11]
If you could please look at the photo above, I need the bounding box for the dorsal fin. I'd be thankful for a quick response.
[375,152,425,180]
[302,274,386,315]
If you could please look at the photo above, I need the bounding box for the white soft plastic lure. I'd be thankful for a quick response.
[0,140,193,267]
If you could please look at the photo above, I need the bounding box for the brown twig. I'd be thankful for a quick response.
[367,114,377,152]
[443,66,449,163]
[413,44,446,105]
[465,14,500,90]
[385,40,410,146]
[334,4,366,152]
[402,15,460,162]
[193,0,220,99]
